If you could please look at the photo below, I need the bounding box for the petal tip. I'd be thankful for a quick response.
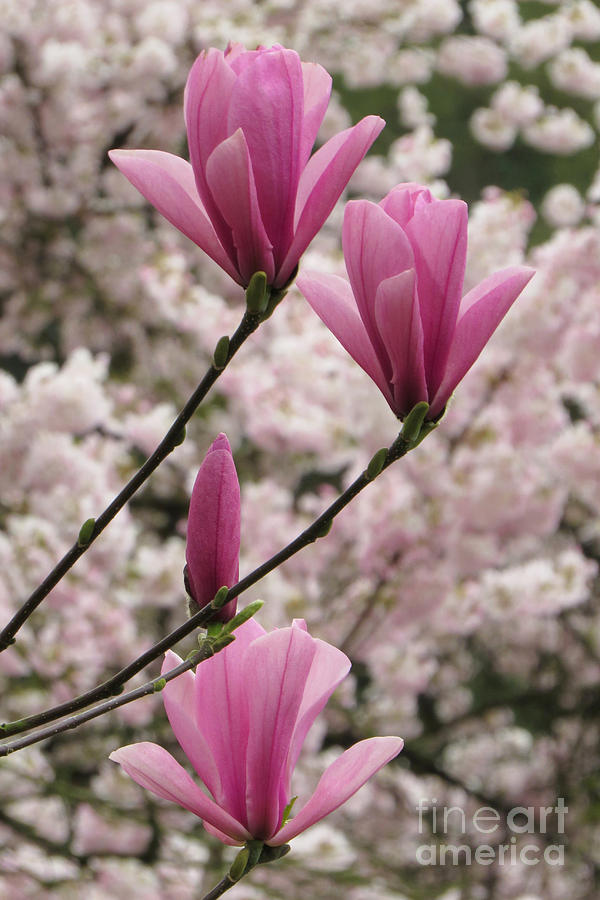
[208,433,233,454]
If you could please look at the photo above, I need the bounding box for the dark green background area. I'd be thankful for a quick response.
[336,5,600,247]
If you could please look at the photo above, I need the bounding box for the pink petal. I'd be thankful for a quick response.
[284,638,350,795]
[244,626,317,840]
[272,736,404,844]
[109,149,239,283]
[184,49,235,173]
[429,265,535,418]
[202,822,244,846]
[185,433,240,621]
[226,44,271,77]
[228,49,305,259]
[223,42,248,67]
[299,61,332,166]
[403,197,468,393]
[277,116,385,287]
[184,48,237,250]
[297,271,394,407]
[374,270,428,417]
[206,130,275,285]
[379,182,433,228]
[110,742,250,844]
[192,617,266,826]
[343,200,415,373]
[160,651,223,803]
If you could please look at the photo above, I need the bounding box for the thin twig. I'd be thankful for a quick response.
[200,843,290,900]
[0,430,416,747]
[0,646,215,755]
[0,309,262,652]
[200,874,239,900]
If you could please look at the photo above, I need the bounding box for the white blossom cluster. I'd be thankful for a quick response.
[0,0,599,897]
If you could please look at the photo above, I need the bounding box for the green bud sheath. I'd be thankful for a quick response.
[211,633,236,653]
[222,600,264,634]
[207,621,224,638]
[213,335,230,370]
[228,847,250,882]
[211,585,230,609]
[77,518,96,547]
[260,287,287,320]
[258,844,291,864]
[366,447,388,480]
[245,271,269,315]
[410,420,438,448]
[246,840,265,868]
[401,401,430,444]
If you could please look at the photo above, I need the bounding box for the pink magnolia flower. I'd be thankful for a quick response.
[297,183,535,420]
[110,43,384,289]
[185,433,240,622]
[110,619,403,846]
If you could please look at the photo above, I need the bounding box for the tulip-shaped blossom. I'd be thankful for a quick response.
[110,43,384,289]
[297,183,535,419]
[110,619,403,846]
[185,433,240,622]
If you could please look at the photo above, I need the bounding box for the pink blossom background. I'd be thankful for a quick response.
[1,1,599,898]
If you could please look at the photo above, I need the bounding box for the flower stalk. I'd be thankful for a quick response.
[0,411,432,751]
[0,308,264,652]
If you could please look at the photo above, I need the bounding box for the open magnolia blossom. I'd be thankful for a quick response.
[110,43,384,289]
[185,433,240,622]
[110,619,403,846]
[298,183,535,419]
